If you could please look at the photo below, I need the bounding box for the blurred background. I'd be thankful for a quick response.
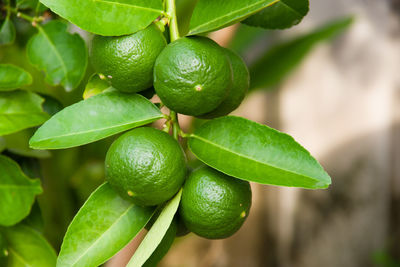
[1,0,399,266]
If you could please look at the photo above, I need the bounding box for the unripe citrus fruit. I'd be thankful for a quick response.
[154,36,232,116]
[201,48,249,119]
[90,24,167,93]
[179,166,252,239]
[105,127,186,206]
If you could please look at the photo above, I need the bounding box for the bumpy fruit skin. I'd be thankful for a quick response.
[154,36,232,116]
[180,166,252,239]
[201,48,249,119]
[105,127,186,206]
[90,24,167,93]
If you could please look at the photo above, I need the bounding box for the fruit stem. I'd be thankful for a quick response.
[4,6,43,26]
[165,0,182,140]
[166,0,180,41]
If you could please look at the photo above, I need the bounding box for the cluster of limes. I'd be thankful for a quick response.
[91,23,252,239]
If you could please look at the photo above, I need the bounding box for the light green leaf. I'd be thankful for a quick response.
[27,20,87,91]
[57,183,155,267]
[30,91,163,149]
[188,116,331,189]
[2,224,56,267]
[0,90,49,136]
[0,18,16,45]
[127,190,182,267]
[249,17,353,90]
[0,155,43,226]
[143,220,177,267]
[39,0,163,36]
[0,64,32,91]
[188,0,277,35]
[243,0,309,29]
[83,74,112,100]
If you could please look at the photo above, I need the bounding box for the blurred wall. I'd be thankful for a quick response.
[160,0,400,266]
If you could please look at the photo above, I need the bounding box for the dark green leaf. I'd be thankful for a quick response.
[143,220,177,267]
[27,20,87,91]
[57,183,155,267]
[0,90,49,136]
[176,0,199,36]
[0,64,32,91]
[0,18,16,45]
[249,17,353,90]
[127,190,182,267]
[22,201,44,233]
[3,129,51,158]
[29,91,163,149]
[188,0,277,35]
[2,224,56,267]
[189,116,331,189]
[39,0,163,36]
[17,0,47,13]
[0,232,8,265]
[243,0,309,29]
[0,155,42,226]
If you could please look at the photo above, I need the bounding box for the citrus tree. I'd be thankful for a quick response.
[0,0,352,266]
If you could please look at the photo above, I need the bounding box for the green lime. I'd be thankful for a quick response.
[90,24,167,93]
[179,166,252,239]
[105,127,186,206]
[154,36,232,116]
[200,48,249,119]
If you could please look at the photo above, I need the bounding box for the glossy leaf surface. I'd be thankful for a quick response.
[2,224,56,267]
[0,155,42,226]
[57,183,155,267]
[39,0,163,36]
[0,64,32,91]
[189,116,331,189]
[250,17,353,90]
[127,190,182,267]
[188,0,277,35]
[0,90,49,136]
[243,0,309,29]
[30,91,163,149]
[27,20,87,91]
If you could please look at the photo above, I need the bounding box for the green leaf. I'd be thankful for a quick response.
[27,20,87,91]
[0,232,8,265]
[0,155,43,226]
[57,183,155,267]
[3,129,51,158]
[39,0,163,36]
[249,17,353,90]
[143,220,177,267]
[0,64,32,91]
[176,0,199,36]
[2,224,56,267]
[188,116,331,189]
[30,91,163,149]
[0,18,16,45]
[0,90,49,136]
[127,190,182,267]
[82,74,112,100]
[188,0,277,35]
[17,0,48,13]
[243,0,309,29]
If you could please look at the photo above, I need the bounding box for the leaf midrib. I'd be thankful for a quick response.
[92,0,162,13]
[191,134,328,184]
[65,204,134,267]
[189,0,279,33]
[31,115,162,144]
[37,26,69,86]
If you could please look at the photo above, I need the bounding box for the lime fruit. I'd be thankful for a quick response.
[200,48,249,119]
[105,127,186,206]
[154,36,232,116]
[90,24,167,93]
[179,166,252,239]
